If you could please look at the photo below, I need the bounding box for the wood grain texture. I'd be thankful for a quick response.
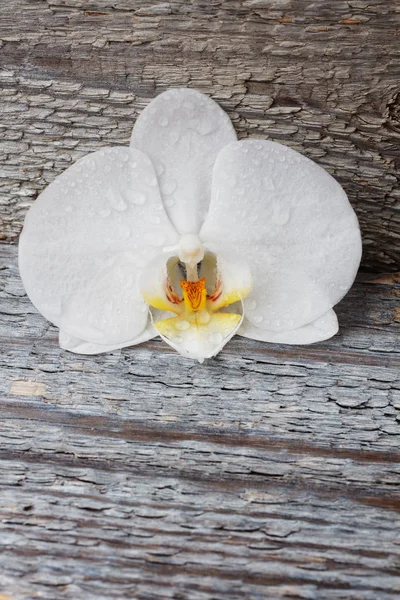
[1,2,400,597]
[1,244,400,599]
[0,0,399,270]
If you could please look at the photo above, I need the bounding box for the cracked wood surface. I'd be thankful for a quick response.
[1,244,400,598]
[1,1,400,597]
[0,0,399,270]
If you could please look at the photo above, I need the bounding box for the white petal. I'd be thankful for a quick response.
[201,140,362,332]
[239,309,339,345]
[19,147,179,345]
[59,324,157,355]
[131,88,237,234]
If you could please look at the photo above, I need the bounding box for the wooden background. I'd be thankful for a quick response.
[0,1,399,598]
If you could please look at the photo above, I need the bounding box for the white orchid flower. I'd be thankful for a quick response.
[19,88,362,363]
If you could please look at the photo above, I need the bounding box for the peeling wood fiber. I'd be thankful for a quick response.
[0,0,399,270]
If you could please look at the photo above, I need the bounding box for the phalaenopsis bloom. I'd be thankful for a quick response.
[19,89,362,362]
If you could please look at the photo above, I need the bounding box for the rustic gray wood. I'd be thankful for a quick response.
[1,1,400,597]
[0,0,399,270]
[1,243,400,599]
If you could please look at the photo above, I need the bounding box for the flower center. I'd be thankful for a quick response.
[141,245,252,362]
[181,277,207,312]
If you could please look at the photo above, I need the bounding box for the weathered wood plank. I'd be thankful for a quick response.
[1,244,400,598]
[0,0,399,270]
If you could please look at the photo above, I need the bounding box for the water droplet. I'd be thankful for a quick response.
[99,208,111,218]
[156,163,165,176]
[247,299,257,310]
[197,310,211,326]
[159,116,169,127]
[121,153,130,162]
[253,315,264,324]
[65,205,72,213]
[132,192,146,205]
[107,188,127,211]
[176,320,190,331]
[164,197,175,208]
[149,214,161,225]
[142,156,152,166]
[145,174,158,187]
[161,180,177,196]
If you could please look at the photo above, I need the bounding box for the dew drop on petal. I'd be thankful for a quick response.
[159,116,169,127]
[253,315,264,324]
[145,174,158,187]
[161,180,177,196]
[156,163,165,176]
[132,192,147,205]
[99,208,111,218]
[164,197,175,208]
[247,299,257,310]
[107,188,127,211]
[175,320,190,331]
[197,310,211,325]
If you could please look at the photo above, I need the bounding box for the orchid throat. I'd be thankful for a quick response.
[142,235,251,363]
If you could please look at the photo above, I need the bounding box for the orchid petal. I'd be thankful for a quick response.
[201,140,362,334]
[130,88,237,235]
[19,147,179,347]
[59,324,156,355]
[239,309,338,345]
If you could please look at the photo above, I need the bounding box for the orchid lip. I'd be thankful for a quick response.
[141,246,252,362]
